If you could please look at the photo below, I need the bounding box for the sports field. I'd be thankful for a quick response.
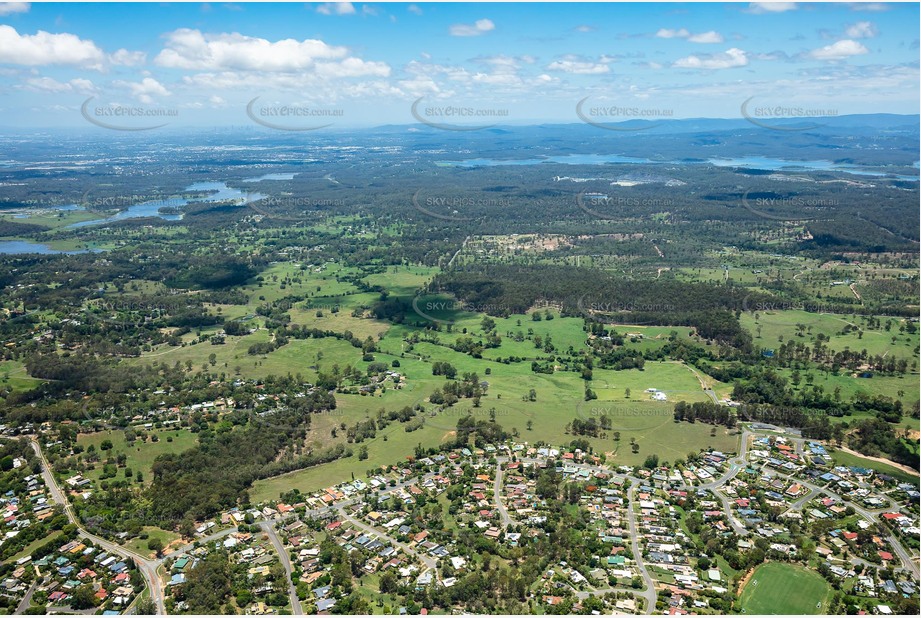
[739,562,831,615]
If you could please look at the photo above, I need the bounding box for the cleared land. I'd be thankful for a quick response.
[77,428,198,485]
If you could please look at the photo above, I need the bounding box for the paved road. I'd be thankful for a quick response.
[167,525,238,557]
[28,439,167,615]
[494,459,512,528]
[260,520,303,615]
[23,426,918,615]
[675,360,719,405]
[694,429,751,491]
[712,485,751,537]
[770,466,919,579]
[337,506,437,570]
[574,584,650,610]
[625,480,657,612]
[15,581,37,614]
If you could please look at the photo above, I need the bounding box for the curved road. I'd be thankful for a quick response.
[260,520,302,614]
[493,459,513,528]
[625,480,658,612]
[28,439,167,615]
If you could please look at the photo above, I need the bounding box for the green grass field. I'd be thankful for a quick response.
[122,526,181,559]
[6,530,64,564]
[772,367,920,429]
[740,310,919,365]
[77,428,198,485]
[250,394,740,503]
[739,562,831,615]
[83,258,911,509]
[0,360,45,394]
[828,449,920,485]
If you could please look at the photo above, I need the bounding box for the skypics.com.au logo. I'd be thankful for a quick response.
[740,190,835,222]
[576,96,673,132]
[411,97,508,131]
[577,190,674,220]
[577,293,677,327]
[411,295,508,326]
[246,97,343,131]
[741,96,837,132]
[412,190,512,221]
[81,97,178,131]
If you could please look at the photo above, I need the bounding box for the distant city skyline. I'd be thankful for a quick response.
[0,1,918,129]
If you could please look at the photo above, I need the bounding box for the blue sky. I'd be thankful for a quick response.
[0,1,918,128]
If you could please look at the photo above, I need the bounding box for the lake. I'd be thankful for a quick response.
[438,153,919,181]
[68,181,264,229]
[438,154,654,167]
[242,173,298,182]
[0,240,99,255]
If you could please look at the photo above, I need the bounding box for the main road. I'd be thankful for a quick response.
[336,505,437,571]
[625,480,658,612]
[260,520,302,615]
[493,458,513,528]
[28,439,167,615]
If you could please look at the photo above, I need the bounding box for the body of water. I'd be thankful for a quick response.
[439,153,919,181]
[12,204,83,219]
[707,156,919,181]
[68,181,263,229]
[0,240,98,255]
[438,153,654,167]
[242,173,298,182]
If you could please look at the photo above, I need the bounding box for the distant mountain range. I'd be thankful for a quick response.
[377,113,920,136]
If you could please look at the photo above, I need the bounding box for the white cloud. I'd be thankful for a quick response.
[405,60,472,83]
[673,47,748,69]
[657,28,724,43]
[0,25,104,66]
[747,2,797,13]
[314,56,390,78]
[689,31,725,44]
[656,28,690,39]
[574,25,595,33]
[845,21,878,39]
[397,76,440,97]
[546,55,611,75]
[0,3,29,16]
[23,76,95,94]
[449,19,495,37]
[407,4,422,15]
[809,39,869,60]
[154,28,388,77]
[846,2,889,11]
[113,76,171,104]
[753,50,790,61]
[316,2,355,16]
[109,48,146,66]
[477,54,535,70]
[179,61,389,96]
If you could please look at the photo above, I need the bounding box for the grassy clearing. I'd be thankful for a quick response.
[77,428,198,485]
[122,527,181,559]
[6,530,64,563]
[0,360,44,394]
[828,449,919,484]
[1,208,102,230]
[740,310,919,365]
